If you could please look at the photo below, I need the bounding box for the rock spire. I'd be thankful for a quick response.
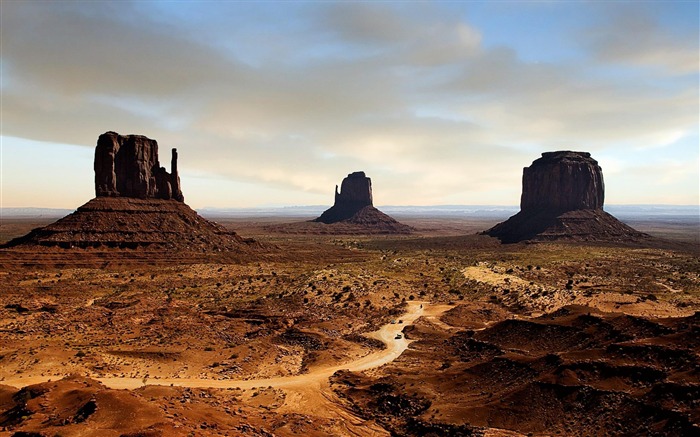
[312,171,411,233]
[2,131,262,253]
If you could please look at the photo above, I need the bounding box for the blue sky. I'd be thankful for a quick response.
[1,1,698,208]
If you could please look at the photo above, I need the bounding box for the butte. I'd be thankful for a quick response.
[485,151,647,243]
[3,132,257,255]
[313,171,411,234]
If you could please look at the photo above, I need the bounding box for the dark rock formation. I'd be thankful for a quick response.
[312,172,411,234]
[335,205,412,233]
[94,131,183,202]
[3,132,260,254]
[521,151,604,213]
[486,151,647,243]
[315,172,373,223]
[2,197,256,251]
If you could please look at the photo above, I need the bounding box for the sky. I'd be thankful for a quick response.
[1,0,698,209]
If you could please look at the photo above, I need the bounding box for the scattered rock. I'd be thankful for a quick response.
[4,304,29,314]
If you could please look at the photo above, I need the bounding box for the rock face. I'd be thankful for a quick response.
[94,131,183,202]
[3,132,259,253]
[521,151,604,212]
[315,172,373,223]
[313,172,411,234]
[486,151,646,243]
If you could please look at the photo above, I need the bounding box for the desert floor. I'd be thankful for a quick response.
[0,215,698,436]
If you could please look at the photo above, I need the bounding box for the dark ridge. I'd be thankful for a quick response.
[95,131,183,202]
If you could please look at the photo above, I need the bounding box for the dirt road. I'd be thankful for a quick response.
[96,300,429,390]
[4,301,450,435]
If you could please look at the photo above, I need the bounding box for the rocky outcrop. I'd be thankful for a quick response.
[312,172,411,233]
[94,131,183,202]
[521,151,604,212]
[2,197,256,251]
[315,172,373,224]
[3,132,261,254]
[486,151,647,243]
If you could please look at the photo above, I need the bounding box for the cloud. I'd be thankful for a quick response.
[2,2,247,97]
[317,3,481,65]
[583,4,699,74]
[1,1,697,207]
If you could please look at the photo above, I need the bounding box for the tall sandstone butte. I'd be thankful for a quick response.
[3,132,257,253]
[486,151,645,243]
[520,151,604,212]
[94,131,184,202]
[315,171,374,223]
[312,171,411,233]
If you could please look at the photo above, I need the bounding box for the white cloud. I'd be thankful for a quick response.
[584,5,699,74]
[1,1,697,207]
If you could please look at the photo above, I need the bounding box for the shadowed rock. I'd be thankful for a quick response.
[313,171,411,233]
[486,151,647,243]
[3,132,259,252]
[2,197,258,251]
[315,172,373,223]
[95,131,183,202]
[521,151,604,213]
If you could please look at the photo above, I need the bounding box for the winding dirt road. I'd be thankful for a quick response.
[3,304,448,390]
[4,301,451,436]
[98,300,430,390]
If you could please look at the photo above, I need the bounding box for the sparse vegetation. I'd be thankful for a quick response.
[0,215,697,436]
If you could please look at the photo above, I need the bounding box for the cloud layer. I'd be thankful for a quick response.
[2,1,698,207]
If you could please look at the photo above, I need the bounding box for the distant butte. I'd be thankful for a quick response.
[315,172,373,223]
[3,132,257,252]
[485,151,647,243]
[313,172,411,234]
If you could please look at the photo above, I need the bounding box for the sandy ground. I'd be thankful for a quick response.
[1,302,448,437]
[1,216,698,436]
[2,301,433,391]
[463,263,696,318]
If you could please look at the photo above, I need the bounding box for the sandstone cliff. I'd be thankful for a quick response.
[94,131,183,202]
[313,172,411,233]
[3,132,261,253]
[521,151,604,212]
[316,172,373,224]
[486,151,646,243]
